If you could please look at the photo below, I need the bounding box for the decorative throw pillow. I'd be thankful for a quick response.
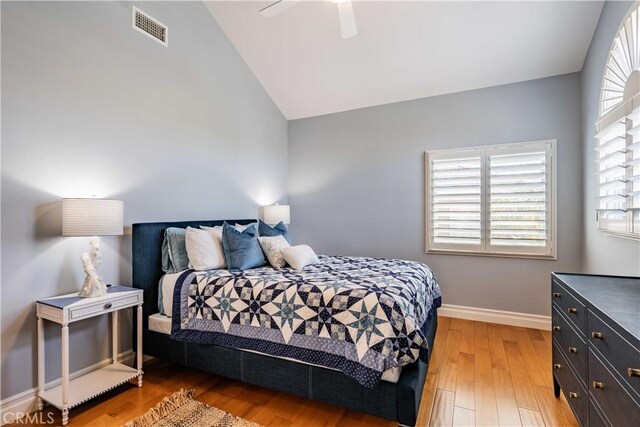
[161,228,189,273]
[281,245,319,270]
[234,222,258,232]
[200,225,227,267]
[185,226,226,271]
[221,222,266,270]
[258,235,290,268]
[258,220,292,244]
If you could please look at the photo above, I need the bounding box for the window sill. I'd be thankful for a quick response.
[425,249,557,261]
[598,229,640,241]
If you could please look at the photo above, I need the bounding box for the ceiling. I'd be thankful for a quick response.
[205,1,604,120]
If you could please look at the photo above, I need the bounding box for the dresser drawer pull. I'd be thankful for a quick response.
[592,381,605,390]
[569,392,579,399]
[553,363,562,370]
[553,325,561,332]
[553,292,561,298]
[591,331,603,339]
[567,307,577,314]
[568,347,577,354]
[628,368,640,377]
[104,303,112,310]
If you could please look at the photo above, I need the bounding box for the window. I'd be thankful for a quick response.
[425,140,556,258]
[595,4,640,239]
[595,98,640,238]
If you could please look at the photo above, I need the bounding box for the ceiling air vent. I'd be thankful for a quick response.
[132,6,168,46]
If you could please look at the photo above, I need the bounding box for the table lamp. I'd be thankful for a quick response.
[62,198,123,297]
[263,204,290,225]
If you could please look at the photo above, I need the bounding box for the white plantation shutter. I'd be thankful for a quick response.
[595,3,639,239]
[630,104,640,235]
[488,142,553,256]
[596,116,629,233]
[426,140,556,258]
[596,93,640,238]
[428,151,483,251]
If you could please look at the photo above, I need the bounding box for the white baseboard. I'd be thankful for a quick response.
[438,304,551,330]
[0,350,135,425]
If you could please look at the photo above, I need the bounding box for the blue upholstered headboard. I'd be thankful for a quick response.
[132,219,256,328]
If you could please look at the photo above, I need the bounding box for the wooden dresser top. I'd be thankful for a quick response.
[553,273,640,342]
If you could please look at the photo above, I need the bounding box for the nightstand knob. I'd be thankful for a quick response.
[568,347,577,354]
[591,331,603,339]
[569,392,579,399]
[553,363,562,370]
[104,303,112,310]
[592,381,605,390]
[553,292,561,298]
[553,325,561,332]
[568,307,577,314]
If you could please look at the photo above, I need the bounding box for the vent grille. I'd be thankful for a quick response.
[132,7,167,46]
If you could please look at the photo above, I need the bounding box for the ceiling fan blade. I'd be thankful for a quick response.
[337,1,357,39]
[259,0,298,18]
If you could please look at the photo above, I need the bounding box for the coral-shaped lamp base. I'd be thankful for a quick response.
[79,236,107,298]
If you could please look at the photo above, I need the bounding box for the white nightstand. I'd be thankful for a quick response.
[36,286,143,425]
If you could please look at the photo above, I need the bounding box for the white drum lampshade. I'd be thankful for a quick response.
[62,199,124,236]
[263,204,290,225]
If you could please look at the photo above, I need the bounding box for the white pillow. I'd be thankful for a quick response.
[185,226,226,270]
[199,226,226,268]
[234,223,257,232]
[200,225,224,237]
[258,235,290,268]
[281,245,319,270]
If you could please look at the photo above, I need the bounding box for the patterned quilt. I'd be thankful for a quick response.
[171,255,441,387]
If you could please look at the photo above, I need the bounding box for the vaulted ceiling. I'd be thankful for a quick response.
[205,1,604,120]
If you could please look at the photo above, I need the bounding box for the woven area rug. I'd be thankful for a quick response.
[125,389,261,427]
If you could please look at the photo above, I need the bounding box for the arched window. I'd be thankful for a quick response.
[595,3,640,239]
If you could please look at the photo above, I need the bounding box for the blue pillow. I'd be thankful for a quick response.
[221,222,266,270]
[161,228,189,273]
[258,220,292,244]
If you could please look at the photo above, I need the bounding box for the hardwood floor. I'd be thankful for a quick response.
[16,317,577,426]
[422,317,577,427]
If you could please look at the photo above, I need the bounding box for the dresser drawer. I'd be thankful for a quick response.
[553,342,588,426]
[588,348,640,426]
[69,293,141,321]
[589,401,610,427]
[552,307,587,383]
[588,309,640,400]
[552,279,586,336]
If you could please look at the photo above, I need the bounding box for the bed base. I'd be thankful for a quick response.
[132,220,436,426]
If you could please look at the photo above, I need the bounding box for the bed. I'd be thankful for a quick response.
[132,219,441,426]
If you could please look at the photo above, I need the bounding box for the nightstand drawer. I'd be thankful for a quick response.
[588,348,640,426]
[553,307,587,382]
[552,279,586,336]
[588,309,640,400]
[69,294,141,320]
[553,342,587,426]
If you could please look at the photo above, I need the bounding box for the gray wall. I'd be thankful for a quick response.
[289,73,583,317]
[581,0,640,276]
[1,1,287,399]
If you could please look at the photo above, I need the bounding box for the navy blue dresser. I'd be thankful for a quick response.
[552,273,640,426]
